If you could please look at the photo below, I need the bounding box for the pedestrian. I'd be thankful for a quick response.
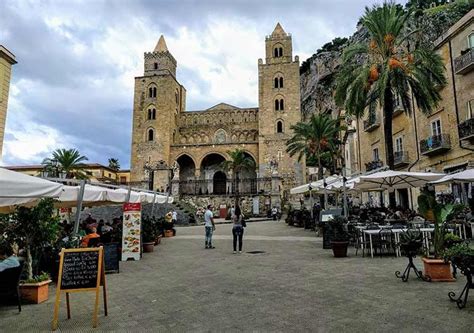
[204,204,216,249]
[232,205,245,254]
[230,205,235,220]
[271,206,277,220]
[172,209,178,224]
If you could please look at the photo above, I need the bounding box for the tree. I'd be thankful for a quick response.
[108,158,120,171]
[220,149,256,206]
[335,2,446,207]
[286,113,339,180]
[42,148,89,179]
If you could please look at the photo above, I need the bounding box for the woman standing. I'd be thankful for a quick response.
[232,205,245,254]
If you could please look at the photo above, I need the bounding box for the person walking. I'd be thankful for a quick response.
[172,210,178,224]
[204,204,216,249]
[232,205,245,254]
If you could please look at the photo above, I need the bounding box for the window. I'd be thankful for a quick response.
[275,99,280,111]
[147,108,156,120]
[175,90,179,104]
[277,121,283,133]
[279,99,284,110]
[373,148,379,161]
[279,47,283,57]
[120,176,127,184]
[274,78,279,88]
[274,76,284,88]
[469,33,474,49]
[279,77,283,88]
[147,129,154,141]
[431,119,442,136]
[395,137,403,152]
[274,48,279,58]
[148,109,152,120]
[154,63,158,70]
[148,86,157,98]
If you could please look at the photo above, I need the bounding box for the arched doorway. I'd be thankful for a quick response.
[176,154,196,194]
[199,153,227,195]
[213,171,227,195]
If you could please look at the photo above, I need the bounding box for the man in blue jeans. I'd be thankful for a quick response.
[204,204,216,249]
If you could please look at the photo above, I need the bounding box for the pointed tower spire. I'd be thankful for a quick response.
[271,23,286,37]
[154,35,168,52]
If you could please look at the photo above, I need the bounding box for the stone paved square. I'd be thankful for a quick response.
[1,221,473,332]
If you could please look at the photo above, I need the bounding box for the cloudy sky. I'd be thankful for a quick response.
[0,0,406,169]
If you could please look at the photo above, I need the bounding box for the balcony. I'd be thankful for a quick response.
[366,160,383,172]
[392,102,404,117]
[454,48,474,75]
[420,134,451,156]
[394,151,409,167]
[458,118,474,141]
[363,116,380,132]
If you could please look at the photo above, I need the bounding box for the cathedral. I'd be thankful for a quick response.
[130,23,306,199]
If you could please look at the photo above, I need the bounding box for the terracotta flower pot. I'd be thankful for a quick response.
[20,280,52,304]
[331,241,349,258]
[164,230,174,238]
[143,242,155,253]
[422,257,455,282]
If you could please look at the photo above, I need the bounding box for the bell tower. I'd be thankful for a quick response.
[130,35,186,190]
[257,23,305,187]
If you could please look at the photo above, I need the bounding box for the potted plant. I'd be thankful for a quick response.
[329,216,350,257]
[19,272,52,304]
[141,216,156,253]
[444,243,474,309]
[163,212,174,237]
[417,189,436,221]
[396,230,429,282]
[421,203,458,282]
[153,217,164,245]
[1,199,59,302]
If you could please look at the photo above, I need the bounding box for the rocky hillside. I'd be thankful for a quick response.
[299,1,473,121]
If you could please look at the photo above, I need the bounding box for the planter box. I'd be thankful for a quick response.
[331,241,349,258]
[143,242,155,253]
[20,280,52,304]
[164,230,174,238]
[422,258,455,282]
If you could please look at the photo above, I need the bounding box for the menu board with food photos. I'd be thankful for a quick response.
[122,203,141,261]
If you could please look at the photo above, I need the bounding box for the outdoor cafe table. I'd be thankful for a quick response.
[362,228,435,258]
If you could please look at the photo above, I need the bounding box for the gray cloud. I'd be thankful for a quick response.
[0,0,406,169]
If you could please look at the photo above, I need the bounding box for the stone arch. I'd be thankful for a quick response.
[214,128,227,143]
[276,119,284,133]
[147,83,157,98]
[146,127,155,142]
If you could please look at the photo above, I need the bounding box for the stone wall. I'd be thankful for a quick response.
[0,46,16,160]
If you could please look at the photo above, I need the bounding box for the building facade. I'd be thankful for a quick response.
[354,9,474,207]
[130,24,305,198]
[0,45,16,161]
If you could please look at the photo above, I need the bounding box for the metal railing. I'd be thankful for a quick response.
[458,118,474,140]
[365,160,383,172]
[363,114,380,132]
[178,177,272,196]
[420,133,451,155]
[394,151,409,165]
[454,48,473,74]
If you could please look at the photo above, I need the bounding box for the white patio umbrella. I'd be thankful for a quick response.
[106,188,141,203]
[0,167,63,210]
[431,169,474,185]
[355,170,445,191]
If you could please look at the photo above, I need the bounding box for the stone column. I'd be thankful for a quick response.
[171,179,179,197]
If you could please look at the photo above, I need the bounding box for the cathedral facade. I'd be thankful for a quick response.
[130,23,305,197]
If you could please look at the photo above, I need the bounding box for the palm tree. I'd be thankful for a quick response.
[220,149,256,206]
[335,2,446,207]
[42,148,89,179]
[286,113,339,180]
[108,158,120,171]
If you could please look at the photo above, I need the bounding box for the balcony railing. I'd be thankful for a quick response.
[363,115,380,132]
[178,177,272,196]
[392,102,404,117]
[394,151,409,167]
[366,160,383,172]
[458,118,474,141]
[454,48,474,74]
[420,134,451,156]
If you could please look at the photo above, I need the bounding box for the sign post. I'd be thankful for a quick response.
[122,202,141,261]
[52,247,107,330]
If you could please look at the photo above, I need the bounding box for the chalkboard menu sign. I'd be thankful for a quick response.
[104,243,119,273]
[60,250,100,290]
[52,247,108,331]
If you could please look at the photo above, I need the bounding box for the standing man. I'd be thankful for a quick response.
[172,209,178,225]
[204,204,216,249]
[230,205,235,220]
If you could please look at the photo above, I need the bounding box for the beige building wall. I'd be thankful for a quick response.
[0,46,17,161]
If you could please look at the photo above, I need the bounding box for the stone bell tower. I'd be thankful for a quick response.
[130,35,186,190]
[257,23,305,189]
